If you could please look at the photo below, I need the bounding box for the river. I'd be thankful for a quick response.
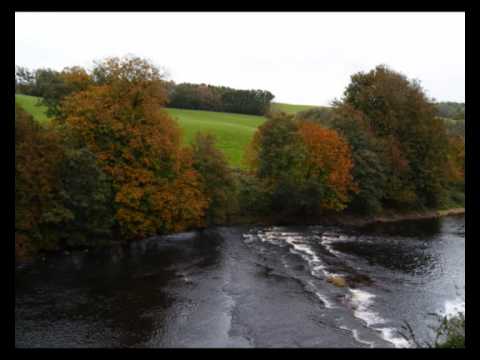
[15,215,465,348]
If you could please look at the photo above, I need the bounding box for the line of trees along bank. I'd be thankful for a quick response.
[15,58,465,258]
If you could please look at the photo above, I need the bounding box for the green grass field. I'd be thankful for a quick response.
[15,95,265,167]
[271,102,317,114]
[15,94,51,125]
[166,108,265,167]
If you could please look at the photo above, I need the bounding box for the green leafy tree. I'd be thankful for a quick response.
[56,144,115,247]
[15,105,72,255]
[246,113,307,214]
[15,66,36,95]
[330,104,387,214]
[341,65,450,208]
[191,133,236,224]
[247,113,356,216]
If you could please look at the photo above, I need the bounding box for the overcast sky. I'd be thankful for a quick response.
[15,12,465,106]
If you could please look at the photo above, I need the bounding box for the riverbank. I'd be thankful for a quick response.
[226,207,465,229]
[329,207,465,227]
[16,207,465,263]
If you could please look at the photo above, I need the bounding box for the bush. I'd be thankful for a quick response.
[435,313,465,348]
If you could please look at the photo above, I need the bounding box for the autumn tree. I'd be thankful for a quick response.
[40,66,93,119]
[297,121,356,213]
[58,56,208,239]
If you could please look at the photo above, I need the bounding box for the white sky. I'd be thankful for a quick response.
[15,12,465,106]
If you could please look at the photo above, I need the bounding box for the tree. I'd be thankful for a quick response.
[15,66,36,95]
[15,105,71,255]
[168,82,274,115]
[40,66,93,119]
[329,104,386,214]
[295,106,334,127]
[446,135,465,185]
[341,65,450,208]
[58,56,208,239]
[297,121,356,212]
[246,113,307,214]
[435,102,465,120]
[56,144,115,247]
[247,113,356,216]
[191,133,236,224]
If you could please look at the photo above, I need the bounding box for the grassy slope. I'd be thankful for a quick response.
[14,95,265,168]
[271,102,317,114]
[165,108,265,167]
[15,94,51,124]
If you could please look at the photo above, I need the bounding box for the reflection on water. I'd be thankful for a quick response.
[15,231,223,347]
[359,217,443,238]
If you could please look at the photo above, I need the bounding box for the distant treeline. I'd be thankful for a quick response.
[165,82,275,115]
[435,102,465,120]
[15,66,275,116]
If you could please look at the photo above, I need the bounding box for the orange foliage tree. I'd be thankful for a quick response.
[297,121,357,211]
[245,113,356,215]
[58,57,208,239]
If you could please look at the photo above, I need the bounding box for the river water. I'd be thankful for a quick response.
[15,215,465,348]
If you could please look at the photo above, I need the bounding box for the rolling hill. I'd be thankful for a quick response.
[15,95,266,168]
[270,102,317,114]
[15,94,51,124]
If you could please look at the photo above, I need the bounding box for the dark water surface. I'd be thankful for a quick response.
[15,215,465,348]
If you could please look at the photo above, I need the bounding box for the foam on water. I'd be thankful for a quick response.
[284,236,343,280]
[248,229,411,347]
[321,234,345,257]
[256,231,339,310]
[348,288,411,348]
[339,325,375,348]
[242,234,256,244]
[285,236,321,262]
